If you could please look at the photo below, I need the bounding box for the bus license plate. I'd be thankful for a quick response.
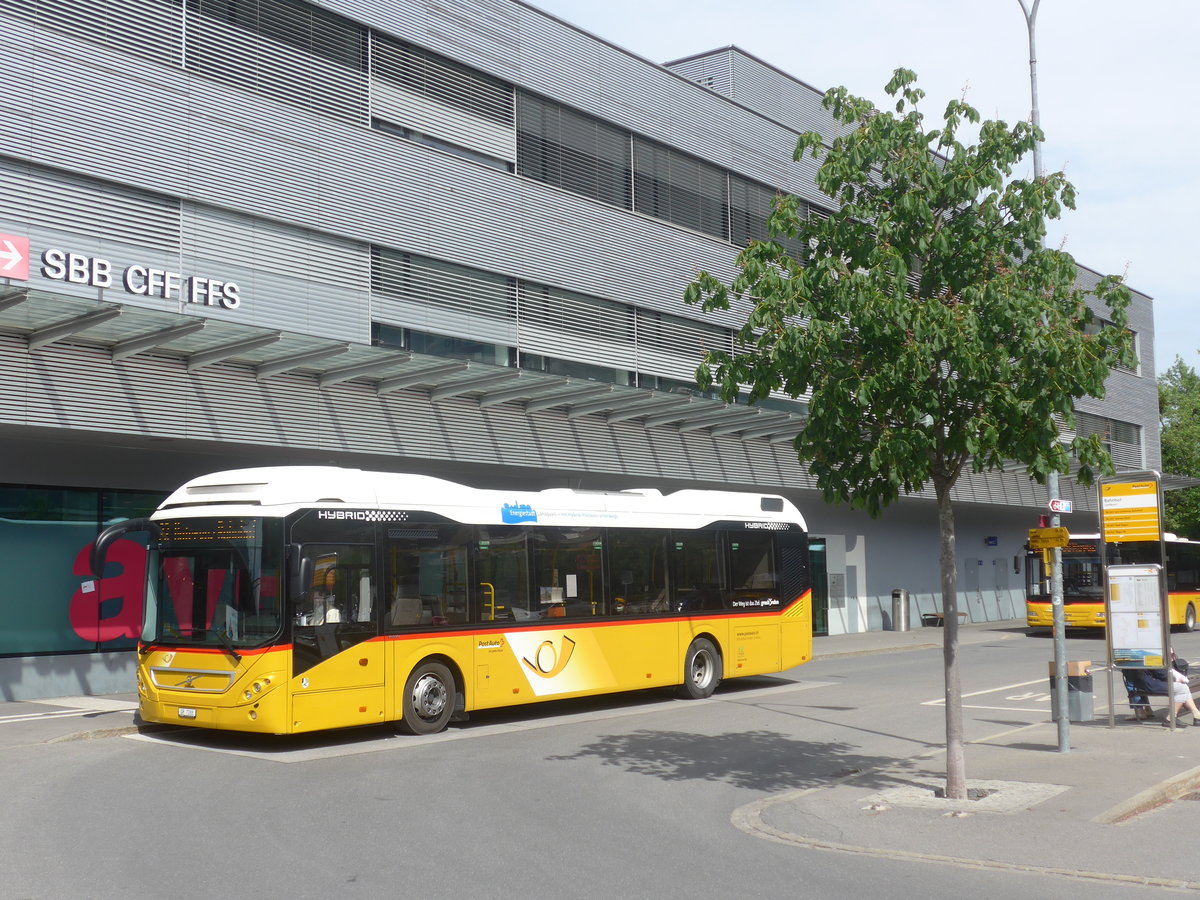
[178,707,197,719]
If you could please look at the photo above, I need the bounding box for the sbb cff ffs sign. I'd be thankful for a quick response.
[0,231,242,310]
[1048,499,1073,514]
[41,248,241,309]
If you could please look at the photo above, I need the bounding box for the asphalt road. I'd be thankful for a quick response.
[0,627,1186,899]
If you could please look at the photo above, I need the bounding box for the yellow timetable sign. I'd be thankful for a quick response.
[1101,481,1161,542]
[1028,526,1070,549]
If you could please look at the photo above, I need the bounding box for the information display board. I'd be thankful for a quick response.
[1107,564,1166,668]
[1100,480,1162,543]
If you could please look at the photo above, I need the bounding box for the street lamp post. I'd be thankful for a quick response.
[1018,0,1070,754]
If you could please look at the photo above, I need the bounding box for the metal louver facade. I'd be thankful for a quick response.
[0,0,1163,685]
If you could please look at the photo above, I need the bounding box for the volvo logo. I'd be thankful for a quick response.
[177,673,201,688]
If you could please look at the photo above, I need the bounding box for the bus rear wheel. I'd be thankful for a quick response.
[1186,605,1196,633]
[398,661,455,735]
[678,638,721,699]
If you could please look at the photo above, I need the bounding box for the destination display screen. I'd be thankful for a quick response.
[156,517,261,546]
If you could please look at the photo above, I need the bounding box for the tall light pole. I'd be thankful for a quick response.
[1018,0,1070,754]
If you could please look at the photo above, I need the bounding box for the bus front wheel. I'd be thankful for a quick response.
[678,638,721,700]
[1186,605,1197,633]
[398,660,456,735]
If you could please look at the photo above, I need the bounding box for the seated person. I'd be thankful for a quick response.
[1126,660,1200,724]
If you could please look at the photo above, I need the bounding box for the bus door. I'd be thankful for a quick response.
[472,527,529,704]
[288,519,383,732]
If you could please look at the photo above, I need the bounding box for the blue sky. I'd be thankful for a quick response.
[531,0,1198,378]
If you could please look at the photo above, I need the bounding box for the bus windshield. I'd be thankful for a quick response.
[1027,540,1103,604]
[143,517,284,649]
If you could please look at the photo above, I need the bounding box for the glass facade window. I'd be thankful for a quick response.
[372,248,517,337]
[373,31,514,126]
[373,324,515,367]
[186,0,366,71]
[638,374,719,399]
[1076,412,1142,469]
[1084,317,1139,374]
[371,119,513,171]
[0,485,164,657]
[633,137,729,240]
[728,174,806,258]
[517,93,632,208]
[519,353,632,385]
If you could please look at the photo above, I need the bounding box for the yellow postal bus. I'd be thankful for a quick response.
[92,467,813,735]
[1025,532,1200,632]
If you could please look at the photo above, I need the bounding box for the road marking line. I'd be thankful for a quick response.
[0,709,97,725]
[33,696,138,712]
[921,677,1048,706]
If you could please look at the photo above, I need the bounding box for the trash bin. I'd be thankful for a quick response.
[1049,660,1093,722]
[890,589,910,632]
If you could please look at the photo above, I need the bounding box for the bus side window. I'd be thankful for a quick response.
[530,528,604,618]
[672,533,726,611]
[474,528,529,622]
[728,532,779,606]
[384,524,471,629]
[606,530,667,615]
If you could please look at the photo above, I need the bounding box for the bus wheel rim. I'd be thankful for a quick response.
[412,674,448,719]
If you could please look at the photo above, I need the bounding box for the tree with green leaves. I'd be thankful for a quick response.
[1160,358,1200,538]
[685,70,1132,800]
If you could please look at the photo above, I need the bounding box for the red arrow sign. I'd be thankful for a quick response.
[0,234,29,280]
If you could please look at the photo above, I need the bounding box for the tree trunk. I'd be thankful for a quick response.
[936,475,966,800]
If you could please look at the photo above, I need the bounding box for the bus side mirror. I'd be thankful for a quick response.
[287,545,311,598]
[91,517,158,578]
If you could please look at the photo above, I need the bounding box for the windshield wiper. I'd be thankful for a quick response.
[212,628,243,664]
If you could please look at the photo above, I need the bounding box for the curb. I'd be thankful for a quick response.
[731,790,1199,891]
[1095,762,1200,824]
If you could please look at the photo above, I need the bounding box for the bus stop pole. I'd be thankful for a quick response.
[1022,0,1069,755]
[1049,474,1070,753]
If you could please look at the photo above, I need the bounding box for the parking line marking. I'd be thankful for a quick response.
[921,678,1046,706]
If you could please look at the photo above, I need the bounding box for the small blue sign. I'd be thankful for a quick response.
[501,503,537,524]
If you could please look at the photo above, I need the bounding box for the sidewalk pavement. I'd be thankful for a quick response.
[5,622,1200,890]
[759,620,1200,890]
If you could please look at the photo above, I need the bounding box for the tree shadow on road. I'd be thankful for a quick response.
[547,728,921,793]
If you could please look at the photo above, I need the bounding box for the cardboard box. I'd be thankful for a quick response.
[1049,660,1092,677]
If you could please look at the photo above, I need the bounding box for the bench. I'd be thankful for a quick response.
[920,611,968,627]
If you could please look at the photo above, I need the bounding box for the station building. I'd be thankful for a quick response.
[0,0,1157,699]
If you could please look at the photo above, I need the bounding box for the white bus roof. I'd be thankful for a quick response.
[155,466,807,531]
